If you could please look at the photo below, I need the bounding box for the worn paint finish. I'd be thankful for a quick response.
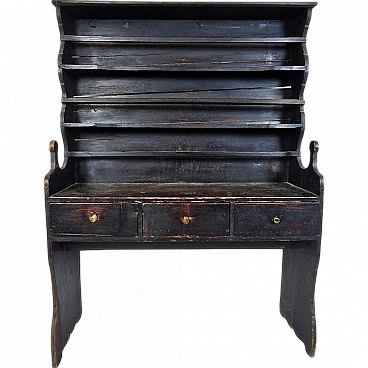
[142,202,230,237]
[50,202,139,236]
[234,202,321,238]
[49,182,318,202]
[45,2,322,367]
[62,42,305,71]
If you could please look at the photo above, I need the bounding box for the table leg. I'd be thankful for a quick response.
[48,242,82,367]
[280,241,320,356]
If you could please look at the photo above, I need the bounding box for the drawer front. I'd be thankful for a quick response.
[143,203,229,237]
[50,203,123,235]
[234,202,321,238]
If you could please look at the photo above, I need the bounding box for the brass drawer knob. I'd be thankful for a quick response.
[272,216,281,224]
[182,216,194,225]
[89,212,99,223]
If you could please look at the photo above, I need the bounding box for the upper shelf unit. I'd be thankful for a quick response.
[55,1,314,128]
[56,1,314,72]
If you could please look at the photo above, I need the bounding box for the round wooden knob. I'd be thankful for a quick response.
[272,216,281,224]
[47,140,55,152]
[89,213,99,223]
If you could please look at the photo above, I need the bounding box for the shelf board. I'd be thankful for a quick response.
[63,122,303,129]
[62,98,304,105]
[60,64,307,72]
[65,151,299,158]
[61,35,307,44]
[53,1,317,8]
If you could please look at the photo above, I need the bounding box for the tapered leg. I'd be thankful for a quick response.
[48,242,82,367]
[280,241,320,357]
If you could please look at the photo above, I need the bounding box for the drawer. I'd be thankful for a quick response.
[142,202,229,237]
[50,203,139,236]
[234,202,321,238]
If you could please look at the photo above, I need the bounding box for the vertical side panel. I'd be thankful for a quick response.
[48,241,82,368]
[280,240,321,356]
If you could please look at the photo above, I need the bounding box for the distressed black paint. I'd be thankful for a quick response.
[45,2,323,367]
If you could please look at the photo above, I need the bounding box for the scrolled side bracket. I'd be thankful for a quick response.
[308,140,324,197]
[42,137,57,193]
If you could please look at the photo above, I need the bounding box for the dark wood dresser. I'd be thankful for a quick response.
[45,1,323,366]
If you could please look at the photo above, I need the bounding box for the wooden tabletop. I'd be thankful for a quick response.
[50,182,318,201]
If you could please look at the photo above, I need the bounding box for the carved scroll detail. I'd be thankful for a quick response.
[311,139,326,191]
